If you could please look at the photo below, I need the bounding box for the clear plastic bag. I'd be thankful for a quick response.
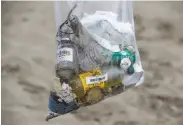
[46,1,144,121]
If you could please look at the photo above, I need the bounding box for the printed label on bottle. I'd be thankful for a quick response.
[86,74,108,84]
[57,48,73,62]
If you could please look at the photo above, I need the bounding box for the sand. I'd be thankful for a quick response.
[2,1,183,125]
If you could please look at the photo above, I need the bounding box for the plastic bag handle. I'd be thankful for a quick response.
[118,0,134,30]
[54,1,62,30]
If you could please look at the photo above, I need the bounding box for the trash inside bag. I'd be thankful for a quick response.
[46,1,144,121]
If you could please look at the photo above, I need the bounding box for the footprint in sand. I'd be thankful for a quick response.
[18,78,46,94]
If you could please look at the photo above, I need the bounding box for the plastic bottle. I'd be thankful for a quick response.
[56,37,79,79]
[55,4,79,80]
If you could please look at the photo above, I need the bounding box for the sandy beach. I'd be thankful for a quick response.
[2,1,183,125]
